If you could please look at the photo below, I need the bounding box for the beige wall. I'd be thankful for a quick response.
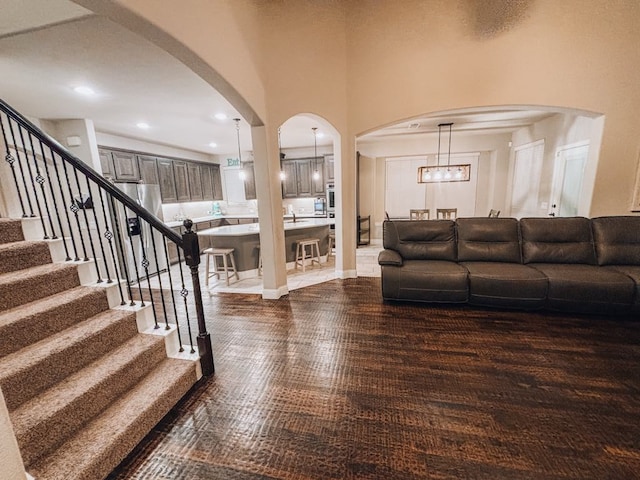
[74,0,640,269]
[346,0,640,216]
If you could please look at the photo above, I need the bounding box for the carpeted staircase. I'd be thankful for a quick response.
[0,217,200,480]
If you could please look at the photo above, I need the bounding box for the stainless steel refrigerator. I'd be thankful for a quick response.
[112,183,168,281]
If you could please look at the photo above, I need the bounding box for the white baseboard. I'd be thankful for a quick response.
[262,285,289,299]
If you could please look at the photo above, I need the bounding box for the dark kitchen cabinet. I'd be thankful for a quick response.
[243,162,257,200]
[187,162,203,201]
[98,149,114,178]
[173,161,190,202]
[111,151,140,182]
[138,155,159,184]
[281,158,324,198]
[281,161,299,198]
[325,154,335,183]
[201,164,215,200]
[212,164,223,200]
[157,159,178,203]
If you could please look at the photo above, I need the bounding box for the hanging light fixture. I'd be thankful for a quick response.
[234,118,246,180]
[312,127,320,180]
[417,122,470,183]
[278,127,286,180]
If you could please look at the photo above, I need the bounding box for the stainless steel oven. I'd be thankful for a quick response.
[326,183,335,216]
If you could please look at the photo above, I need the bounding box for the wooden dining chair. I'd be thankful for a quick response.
[410,209,430,220]
[436,208,457,220]
[488,209,500,218]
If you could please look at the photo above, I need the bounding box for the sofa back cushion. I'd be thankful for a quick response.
[520,217,596,264]
[456,217,521,263]
[383,220,456,261]
[592,216,640,265]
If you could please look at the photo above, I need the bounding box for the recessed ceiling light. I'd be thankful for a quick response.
[73,86,95,96]
[214,113,227,120]
[209,142,218,148]
[136,122,150,130]
[316,132,325,138]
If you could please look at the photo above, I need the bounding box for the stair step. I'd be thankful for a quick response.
[28,357,198,480]
[0,308,139,411]
[0,262,80,311]
[12,333,168,467]
[0,240,52,274]
[0,286,110,358]
[0,218,24,244]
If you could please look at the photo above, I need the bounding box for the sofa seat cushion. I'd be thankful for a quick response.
[605,265,640,313]
[529,264,635,314]
[461,262,547,310]
[381,260,468,303]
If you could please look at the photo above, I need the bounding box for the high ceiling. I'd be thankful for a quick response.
[1,0,556,158]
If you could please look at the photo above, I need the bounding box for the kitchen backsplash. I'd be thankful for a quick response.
[162,197,317,222]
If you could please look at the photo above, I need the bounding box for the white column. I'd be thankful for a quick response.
[251,124,288,298]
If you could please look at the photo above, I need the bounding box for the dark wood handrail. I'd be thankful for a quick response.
[0,99,182,246]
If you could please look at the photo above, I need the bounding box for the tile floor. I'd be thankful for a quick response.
[146,242,382,296]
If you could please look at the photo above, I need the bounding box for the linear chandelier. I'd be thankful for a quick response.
[417,122,470,183]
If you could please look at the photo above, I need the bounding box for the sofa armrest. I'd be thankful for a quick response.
[378,249,403,266]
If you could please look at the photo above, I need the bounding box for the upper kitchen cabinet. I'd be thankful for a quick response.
[138,155,159,184]
[98,149,114,178]
[324,155,334,183]
[201,164,223,201]
[187,162,203,201]
[111,151,140,182]
[173,161,191,202]
[157,158,178,203]
[212,164,223,200]
[281,158,324,198]
[243,162,257,200]
[281,161,299,198]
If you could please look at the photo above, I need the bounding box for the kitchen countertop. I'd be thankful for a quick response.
[165,213,327,228]
[198,217,334,237]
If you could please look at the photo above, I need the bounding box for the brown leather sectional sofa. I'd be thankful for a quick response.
[378,216,640,314]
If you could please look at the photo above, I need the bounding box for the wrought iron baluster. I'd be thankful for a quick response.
[34,136,60,241]
[0,113,28,218]
[18,126,47,235]
[149,224,170,330]
[97,188,116,284]
[84,177,107,283]
[7,118,35,217]
[77,175,102,282]
[123,207,143,307]
[71,168,91,261]
[48,148,79,261]
[138,223,159,329]
[108,196,131,305]
[176,249,195,354]
[162,237,182,350]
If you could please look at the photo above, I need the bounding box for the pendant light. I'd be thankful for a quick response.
[312,127,320,180]
[417,122,469,183]
[278,127,286,180]
[234,118,246,180]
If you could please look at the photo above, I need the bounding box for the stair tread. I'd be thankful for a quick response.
[0,261,77,285]
[0,308,138,380]
[12,333,167,466]
[12,333,165,433]
[0,308,139,411]
[28,357,197,480]
[0,285,107,329]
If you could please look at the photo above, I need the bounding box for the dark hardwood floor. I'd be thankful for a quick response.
[108,277,640,479]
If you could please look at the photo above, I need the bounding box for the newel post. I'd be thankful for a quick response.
[182,219,215,376]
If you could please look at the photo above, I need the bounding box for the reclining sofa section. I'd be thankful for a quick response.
[378,216,640,314]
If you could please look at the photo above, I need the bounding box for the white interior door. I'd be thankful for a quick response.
[549,143,589,217]
[509,140,544,218]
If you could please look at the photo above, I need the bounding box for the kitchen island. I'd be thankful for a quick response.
[198,217,333,277]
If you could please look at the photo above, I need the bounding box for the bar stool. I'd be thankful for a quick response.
[204,247,238,286]
[295,238,321,272]
[255,245,263,276]
[327,232,336,259]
